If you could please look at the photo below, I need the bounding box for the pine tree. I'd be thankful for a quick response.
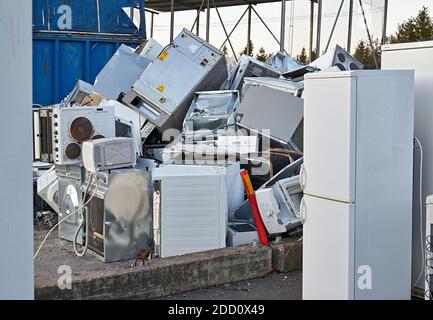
[389,6,433,44]
[309,50,316,63]
[415,6,433,40]
[371,38,382,69]
[354,40,371,67]
[297,47,308,64]
[255,47,268,62]
[354,39,381,69]
[222,45,228,57]
[240,40,254,57]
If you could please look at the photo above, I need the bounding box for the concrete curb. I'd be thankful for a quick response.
[35,245,273,300]
[270,237,303,273]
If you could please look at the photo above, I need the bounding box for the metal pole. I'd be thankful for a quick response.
[325,0,344,52]
[196,9,200,36]
[316,0,322,56]
[150,13,154,38]
[212,0,237,61]
[206,0,210,42]
[289,1,295,56]
[138,0,146,37]
[219,6,249,50]
[251,6,289,55]
[347,0,354,52]
[280,0,287,53]
[309,0,314,60]
[247,5,252,56]
[382,0,388,45]
[190,0,205,33]
[359,0,378,68]
[170,0,175,42]
[96,0,101,33]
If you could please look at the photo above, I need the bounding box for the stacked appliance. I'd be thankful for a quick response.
[82,137,136,173]
[33,108,54,163]
[81,162,154,262]
[52,105,115,165]
[226,222,259,247]
[252,157,304,235]
[229,56,281,94]
[36,165,59,214]
[266,52,303,74]
[309,44,363,72]
[283,44,363,79]
[51,105,116,245]
[255,175,302,235]
[60,80,94,108]
[152,162,243,258]
[236,78,304,151]
[56,164,86,244]
[302,70,414,299]
[182,90,240,140]
[122,28,228,139]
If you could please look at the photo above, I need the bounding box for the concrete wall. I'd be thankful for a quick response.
[0,1,34,299]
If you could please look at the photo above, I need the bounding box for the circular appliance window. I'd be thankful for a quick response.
[70,117,93,142]
[65,142,81,160]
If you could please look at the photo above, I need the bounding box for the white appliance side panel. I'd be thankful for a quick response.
[160,175,226,258]
[303,77,357,203]
[0,0,34,299]
[354,73,413,300]
[138,49,208,104]
[382,46,433,290]
[302,195,355,300]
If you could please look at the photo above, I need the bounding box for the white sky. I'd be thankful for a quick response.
[143,0,433,57]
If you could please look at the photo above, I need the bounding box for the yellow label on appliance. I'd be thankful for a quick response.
[157,85,165,92]
[159,51,169,61]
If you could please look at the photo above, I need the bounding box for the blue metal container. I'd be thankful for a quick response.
[33,0,146,106]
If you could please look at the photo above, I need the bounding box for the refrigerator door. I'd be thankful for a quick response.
[302,194,355,300]
[302,76,357,203]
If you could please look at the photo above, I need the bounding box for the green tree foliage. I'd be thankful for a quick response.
[240,40,254,57]
[255,47,268,62]
[309,50,316,64]
[354,39,381,69]
[297,47,308,64]
[354,40,370,66]
[389,6,433,43]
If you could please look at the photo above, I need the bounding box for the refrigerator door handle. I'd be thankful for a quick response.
[300,164,306,191]
[300,196,306,224]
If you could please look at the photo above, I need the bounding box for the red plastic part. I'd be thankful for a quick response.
[240,170,269,246]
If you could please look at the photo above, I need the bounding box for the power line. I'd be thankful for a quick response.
[152,8,383,32]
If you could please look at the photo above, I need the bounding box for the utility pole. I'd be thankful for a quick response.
[347,0,354,52]
[316,0,322,57]
[247,5,252,56]
[170,0,175,42]
[280,0,287,53]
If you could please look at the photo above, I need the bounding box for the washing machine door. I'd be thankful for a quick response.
[58,181,84,244]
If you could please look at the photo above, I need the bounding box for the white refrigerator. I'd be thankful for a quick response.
[301,70,414,300]
[382,41,433,294]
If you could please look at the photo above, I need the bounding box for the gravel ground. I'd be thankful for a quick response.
[160,271,302,300]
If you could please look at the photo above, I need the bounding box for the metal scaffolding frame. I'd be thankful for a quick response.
[145,0,389,60]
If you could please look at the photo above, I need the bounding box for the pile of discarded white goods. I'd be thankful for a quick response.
[33,28,363,262]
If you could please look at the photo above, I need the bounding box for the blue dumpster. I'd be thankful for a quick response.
[33,0,146,106]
